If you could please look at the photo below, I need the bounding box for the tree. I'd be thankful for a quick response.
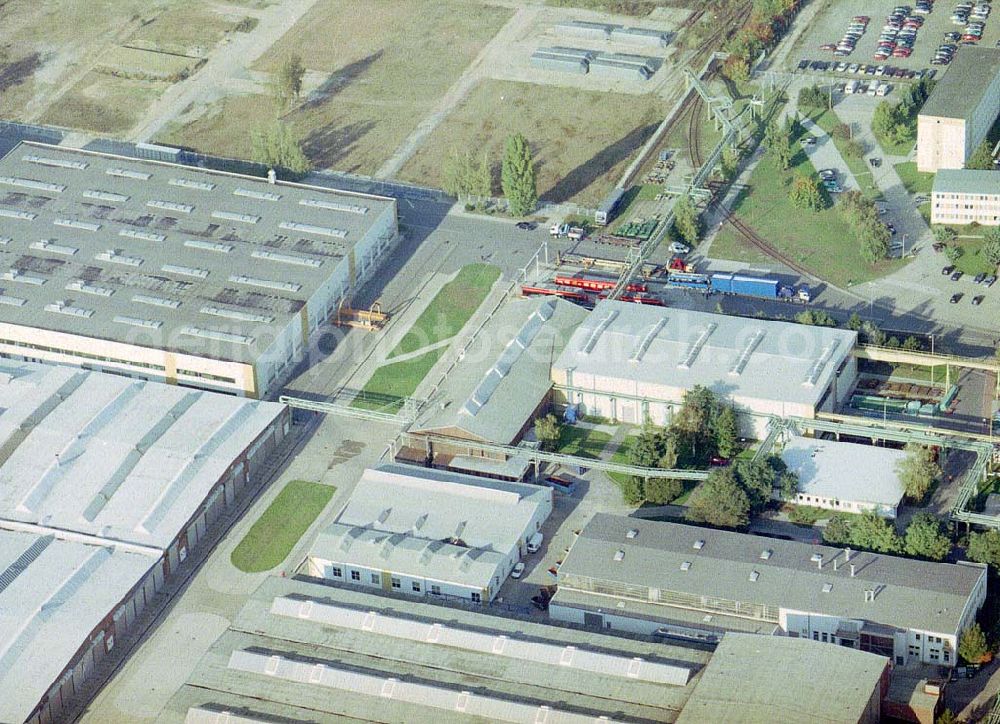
[983,227,1000,266]
[896,444,941,502]
[902,335,923,352]
[933,225,957,242]
[442,150,473,199]
[736,457,782,512]
[967,529,1000,568]
[774,128,794,171]
[658,435,679,470]
[645,476,683,504]
[945,245,963,263]
[823,513,854,544]
[789,174,823,211]
[720,145,741,180]
[275,54,306,108]
[846,312,863,331]
[860,225,890,265]
[500,133,538,217]
[850,510,903,553]
[860,321,887,346]
[251,122,311,176]
[685,467,751,528]
[674,195,702,246]
[966,141,995,170]
[795,309,836,327]
[843,138,865,159]
[779,470,799,500]
[534,414,561,452]
[831,122,852,141]
[672,386,718,461]
[619,475,644,505]
[903,513,951,560]
[715,405,739,458]
[474,151,493,201]
[958,623,989,664]
[937,709,956,724]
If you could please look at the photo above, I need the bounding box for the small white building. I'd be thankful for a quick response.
[780,436,908,518]
[305,465,552,603]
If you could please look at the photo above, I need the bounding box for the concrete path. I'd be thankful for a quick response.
[798,116,860,191]
[128,0,320,142]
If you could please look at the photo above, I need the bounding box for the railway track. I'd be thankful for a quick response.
[684,71,815,280]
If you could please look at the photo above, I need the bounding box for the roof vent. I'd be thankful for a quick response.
[749,571,760,582]
[680,561,691,571]
[626,528,639,539]
[693,540,705,550]
[811,552,823,562]
[822,583,833,593]
[613,549,625,562]
[760,549,772,560]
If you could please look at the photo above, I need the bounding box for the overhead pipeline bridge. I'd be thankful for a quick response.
[279,394,423,425]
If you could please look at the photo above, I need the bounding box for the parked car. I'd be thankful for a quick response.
[972,295,985,306]
[798,59,810,70]
[951,292,964,303]
[819,168,836,179]
[511,562,525,579]
[801,136,817,147]
[974,272,987,284]
[984,275,997,287]
[668,241,690,254]
[951,270,964,281]
[942,265,956,275]
[516,221,536,230]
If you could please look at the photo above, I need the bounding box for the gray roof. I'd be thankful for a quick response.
[676,633,888,724]
[558,514,986,636]
[411,296,587,444]
[781,436,906,510]
[0,358,284,549]
[553,300,857,409]
[0,529,158,723]
[161,577,710,723]
[308,465,550,588]
[919,47,1000,121]
[0,142,394,364]
[932,169,1000,195]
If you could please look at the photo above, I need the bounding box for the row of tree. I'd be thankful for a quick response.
[840,190,892,265]
[441,134,539,216]
[871,78,934,148]
[722,0,802,81]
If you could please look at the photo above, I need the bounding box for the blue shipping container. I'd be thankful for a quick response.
[711,273,780,299]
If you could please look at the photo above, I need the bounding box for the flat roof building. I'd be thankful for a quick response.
[0,359,288,724]
[917,48,1000,172]
[551,300,858,436]
[931,169,1000,227]
[780,436,907,518]
[676,633,890,724]
[161,577,710,723]
[305,464,552,603]
[0,142,398,397]
[551,514,986,668]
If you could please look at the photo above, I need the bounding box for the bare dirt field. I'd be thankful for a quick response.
[158,0,513,174]
[396,78,666,206]
[0,0,260,131]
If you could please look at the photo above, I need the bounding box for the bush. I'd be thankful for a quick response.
[933,226,957,242]
[945,245,963,262]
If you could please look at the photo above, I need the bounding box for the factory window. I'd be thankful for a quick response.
[915,634,921,640]
[944,650,950,662]
[370,573,379,584]
[813,632,819,641]
[350,570,360,581]
[821,633,828,643]
[331,567,342,578]
[412,582,421,592]
[391,577,401,589]
[430,585,441,596]
[471,592,482,603]
[176,368,237,384]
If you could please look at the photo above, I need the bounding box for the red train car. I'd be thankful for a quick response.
[554,274,648,294]
[520,285,591,304]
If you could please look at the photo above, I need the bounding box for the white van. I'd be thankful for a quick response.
[527,532,543,553]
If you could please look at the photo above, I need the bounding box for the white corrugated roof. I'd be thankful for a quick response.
[0,529,157,723]
[554,301,857,408]
[0,360,284,549]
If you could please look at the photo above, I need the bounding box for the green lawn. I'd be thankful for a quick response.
[709,139,908,287]
[557,426,612,460]
[231,481,335,573]
[808,110,880,199]
[893,161,934,196]
[389,264,500,358]
[951,237,998,277]
[353,349,446,410]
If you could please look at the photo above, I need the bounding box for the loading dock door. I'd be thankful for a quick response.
[583,612,604,628]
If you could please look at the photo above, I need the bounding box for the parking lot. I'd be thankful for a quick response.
[787,0,1000,74]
